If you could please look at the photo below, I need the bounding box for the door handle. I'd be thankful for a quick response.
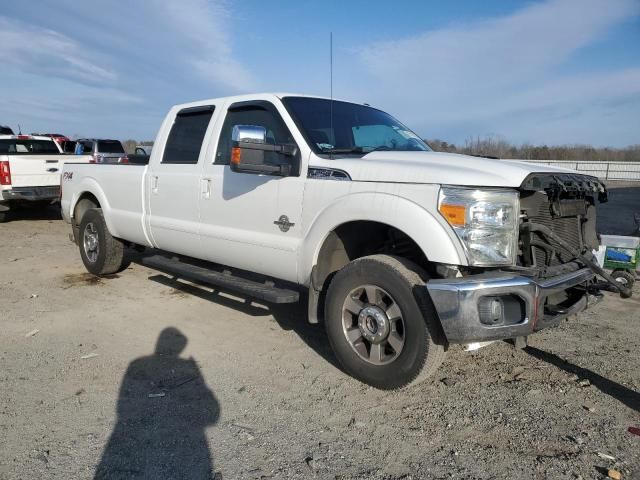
[152,175,159,194]
[201,178,212,199]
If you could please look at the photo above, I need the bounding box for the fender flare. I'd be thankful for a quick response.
[68,177,119,237]
[298,191,466,285]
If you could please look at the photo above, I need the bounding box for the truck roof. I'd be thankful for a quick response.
[0,134,56,141]
[76,138,121,142]
[170,92,361,112]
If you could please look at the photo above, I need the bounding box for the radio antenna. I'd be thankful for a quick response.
[330,32,334,159]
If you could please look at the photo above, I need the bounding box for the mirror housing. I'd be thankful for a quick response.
[232,124,267,144]
[230,125,295,176]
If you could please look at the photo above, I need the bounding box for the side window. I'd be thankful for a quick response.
[81,141,93,154]
[162,106,214,164]
[215,105,295,165]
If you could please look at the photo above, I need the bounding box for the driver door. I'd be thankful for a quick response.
[198,100,305,283]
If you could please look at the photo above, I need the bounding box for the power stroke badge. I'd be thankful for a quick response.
[274,215,295,232]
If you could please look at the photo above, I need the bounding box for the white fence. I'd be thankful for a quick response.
[514,160,640,182]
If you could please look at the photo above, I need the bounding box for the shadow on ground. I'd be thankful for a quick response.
[95,327,220,479]
[524,346,639,413]
[3,204,62,222]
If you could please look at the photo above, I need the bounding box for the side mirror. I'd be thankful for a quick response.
[233,124,267,144]
[230,125,295,176]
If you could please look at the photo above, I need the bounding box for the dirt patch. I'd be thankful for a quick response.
[168,287,190,298]
[61,272,118,288]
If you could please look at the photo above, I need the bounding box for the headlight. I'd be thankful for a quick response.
[438,187,519,266]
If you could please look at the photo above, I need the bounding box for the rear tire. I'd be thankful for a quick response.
[0,210,8,223]
[78,208,129,275]
[324,254,447,389]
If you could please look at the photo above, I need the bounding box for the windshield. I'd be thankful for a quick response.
[282,96,430,155]
[97,140,125,153]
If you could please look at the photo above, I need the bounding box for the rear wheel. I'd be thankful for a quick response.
[0,210,8,223]
[324,255,447,389]
[78,208,129,275]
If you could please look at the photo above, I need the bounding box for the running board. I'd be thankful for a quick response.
[142,255,300,304]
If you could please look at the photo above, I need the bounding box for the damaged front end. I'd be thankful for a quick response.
[427,172,628,345]
[518,173,630,295]
[515,173,624,331]
[518,173,606,272]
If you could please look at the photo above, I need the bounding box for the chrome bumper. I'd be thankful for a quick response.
[426,268,596,344]
[0,186,60,202]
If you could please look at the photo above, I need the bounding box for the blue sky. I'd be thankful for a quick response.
[1,0,639,147]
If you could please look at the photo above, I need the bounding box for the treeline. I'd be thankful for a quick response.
[426,137,640,162]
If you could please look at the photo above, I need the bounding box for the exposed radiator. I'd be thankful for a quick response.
[521,192,585,267]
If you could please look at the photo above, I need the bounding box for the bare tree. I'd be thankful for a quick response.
[426,136,640,162]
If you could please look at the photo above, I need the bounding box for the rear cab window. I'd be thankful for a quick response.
[0,139,60,154]
[97,140,125,153]
[162,106,215,164]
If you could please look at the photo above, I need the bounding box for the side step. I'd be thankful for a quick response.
[142,255,300,304]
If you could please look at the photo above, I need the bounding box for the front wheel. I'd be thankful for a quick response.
[324,255,447,389]
[78,208,129,275]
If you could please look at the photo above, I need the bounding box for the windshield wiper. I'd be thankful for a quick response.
[366,145,393,152]
[320,147,364,154]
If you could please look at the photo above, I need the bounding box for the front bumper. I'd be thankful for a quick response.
[426,268,597,344]
[0,186,60,203]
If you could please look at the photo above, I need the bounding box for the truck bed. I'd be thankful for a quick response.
[61,163,151,247]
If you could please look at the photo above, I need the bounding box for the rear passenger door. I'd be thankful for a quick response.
[147,105,215,256]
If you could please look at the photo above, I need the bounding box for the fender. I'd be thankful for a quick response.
[298,191,466,285]
[68,176,118,236]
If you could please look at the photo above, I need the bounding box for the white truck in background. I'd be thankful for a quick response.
[0,135,92,222]
[60,93,627,389]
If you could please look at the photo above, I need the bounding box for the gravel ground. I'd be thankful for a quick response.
[1,196,639,480]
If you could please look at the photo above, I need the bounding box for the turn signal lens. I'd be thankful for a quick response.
[231,147,241,165]
[439,203,466,226]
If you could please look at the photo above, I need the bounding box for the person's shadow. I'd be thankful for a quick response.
[95,327,220,479]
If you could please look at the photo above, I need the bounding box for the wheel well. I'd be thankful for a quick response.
[73,193,100,226]
[313,221,429,295]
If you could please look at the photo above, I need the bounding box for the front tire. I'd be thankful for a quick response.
[324,255,447,389]
[78,208,129,275]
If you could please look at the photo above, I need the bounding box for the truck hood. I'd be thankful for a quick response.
[316,151,577,188]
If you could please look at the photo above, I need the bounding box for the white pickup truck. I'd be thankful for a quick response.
[60,93,623,389]
[0,135,92,222]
